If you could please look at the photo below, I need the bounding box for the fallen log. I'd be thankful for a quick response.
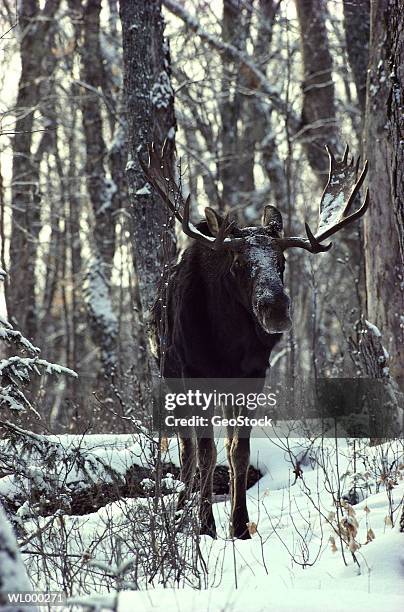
[1,461,261,517]
[0,425,262,517]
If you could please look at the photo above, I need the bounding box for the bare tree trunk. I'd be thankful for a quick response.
[8,0,61,339]
[363,0,404,380]
[242,1,287,214]
[219,0,252,209]
[219,1,286,218]
[71,0,119,391]
[119,0,176,316]
[295,0,338,179]
[342,0,370,115]
[0,161,7,325]
[79,0,117,273]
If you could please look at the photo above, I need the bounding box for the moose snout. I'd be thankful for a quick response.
[254,290,292,334]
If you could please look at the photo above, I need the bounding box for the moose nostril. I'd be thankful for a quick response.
[259,293,290,314]
[258,306,292,334]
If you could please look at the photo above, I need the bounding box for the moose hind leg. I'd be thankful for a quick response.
[197,436,217,538]
[230,435,251,539]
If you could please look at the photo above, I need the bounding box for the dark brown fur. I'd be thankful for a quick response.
[144,142,369,539]
[152,219,290,539]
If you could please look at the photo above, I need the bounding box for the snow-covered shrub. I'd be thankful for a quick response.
[0,424,134,525]
[0,314,77,415]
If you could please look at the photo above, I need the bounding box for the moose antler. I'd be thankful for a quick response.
[278,145,369,253]
[139,141,241,250]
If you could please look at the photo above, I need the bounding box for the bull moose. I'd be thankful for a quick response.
[141,142,369,539]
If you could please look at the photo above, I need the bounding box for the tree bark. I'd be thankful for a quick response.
[79,0,117,274]
[219,1,286,217]
[219,0,253,209]
[8,0,61,339]
[295,0,338,179]
[120,0,176,315]
[69,0,119,389]
[343,0,370,115]
[363,0,404,380]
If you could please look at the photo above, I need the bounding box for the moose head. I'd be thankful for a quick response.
[140,141,369,340]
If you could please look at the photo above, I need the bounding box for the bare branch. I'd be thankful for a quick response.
[163,0,299,131]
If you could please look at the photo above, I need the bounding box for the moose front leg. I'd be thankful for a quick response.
[224,404,235,502]
[177,428,196,512]
[197,435,217,538]
[229,434,251,539]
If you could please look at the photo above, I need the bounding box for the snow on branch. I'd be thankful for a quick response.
[0,318,77,415]
[0,322,40,356]
[0,357,77,379]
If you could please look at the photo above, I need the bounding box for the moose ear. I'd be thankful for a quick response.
[262,205,284,237]
[205,207,223,236]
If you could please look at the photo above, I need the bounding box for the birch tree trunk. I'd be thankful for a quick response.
[68,0,119,392]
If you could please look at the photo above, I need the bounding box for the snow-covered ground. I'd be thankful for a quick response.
[2,434,403,611]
